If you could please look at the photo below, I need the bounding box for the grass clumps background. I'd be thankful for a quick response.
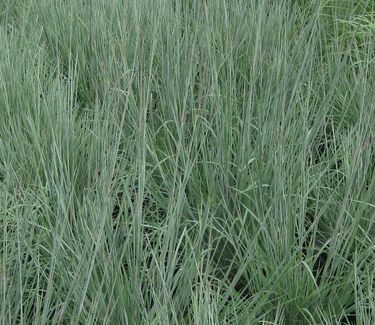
[0,0,374,324]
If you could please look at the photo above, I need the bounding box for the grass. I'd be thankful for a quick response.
[0,0,374,324]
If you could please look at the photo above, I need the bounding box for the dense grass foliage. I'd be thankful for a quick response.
[0,1,374,324]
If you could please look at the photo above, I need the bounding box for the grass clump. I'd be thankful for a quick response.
[0,0,374,324]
